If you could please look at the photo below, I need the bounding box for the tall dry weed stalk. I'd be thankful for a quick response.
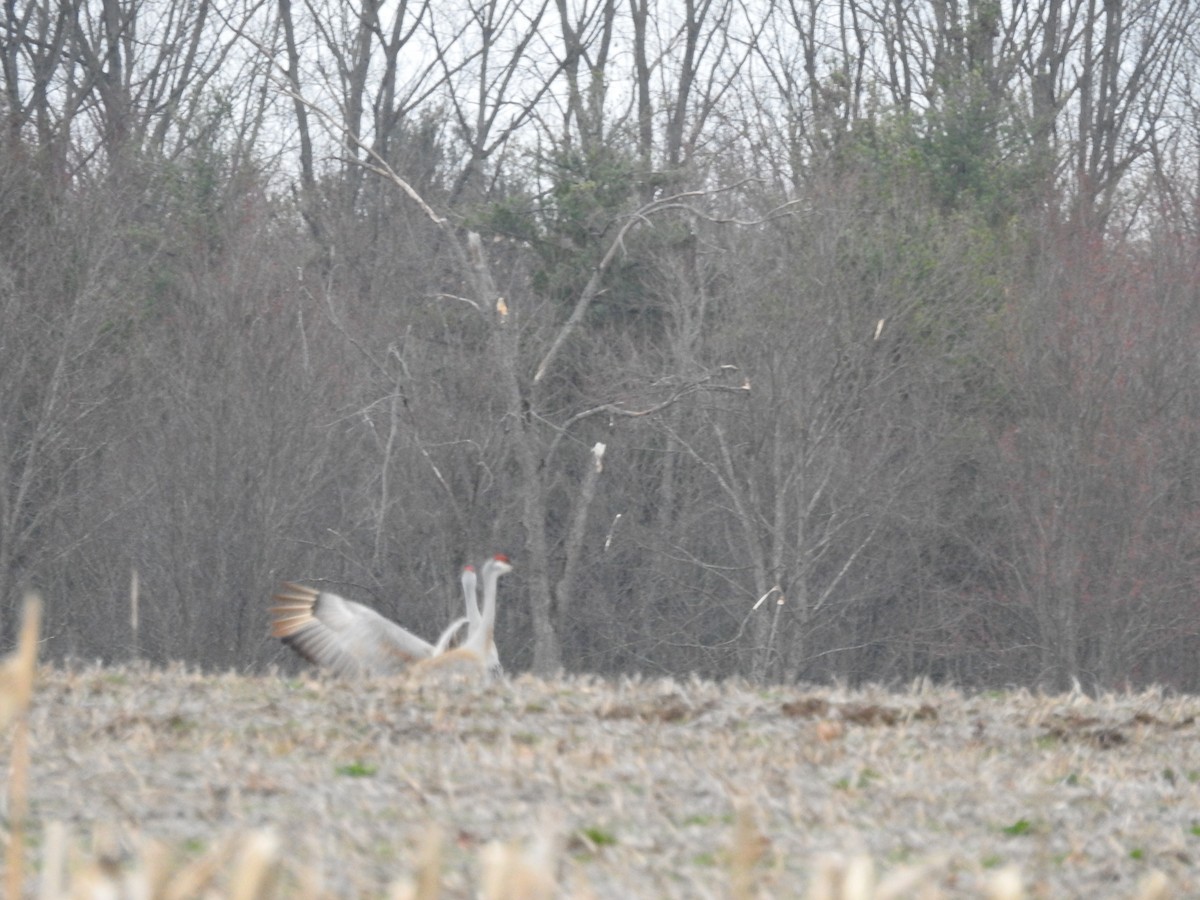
[388,825,444,900]
[803,854,1028,900]
[130,567,140,661]
[2,594,42,900]
[730,800,768,899]
[480,822,559,900]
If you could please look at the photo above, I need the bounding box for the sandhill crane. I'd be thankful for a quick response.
[412,553,512,683]
[449,561,505,678]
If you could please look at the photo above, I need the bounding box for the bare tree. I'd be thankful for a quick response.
[554,0,618,154]
[0,169,131,646]
[3,0,1199,692]
[1068,0,1194,230]
[429,0,555,202]
[983,227,1200,690]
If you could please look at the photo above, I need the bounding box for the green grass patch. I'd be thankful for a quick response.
[580,826,617,847]
[1001,818,1032,837]
[680,812,734,828]
[833,768,881,791]
[336,761,377,778]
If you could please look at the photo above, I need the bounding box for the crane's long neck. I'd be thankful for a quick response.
[461,567,481,632]
[476,559,501,649]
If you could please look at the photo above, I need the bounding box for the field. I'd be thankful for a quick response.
[6,663,1199,898]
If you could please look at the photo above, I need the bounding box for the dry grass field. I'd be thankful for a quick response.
[4,646,1199,899]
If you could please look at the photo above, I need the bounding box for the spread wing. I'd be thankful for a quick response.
[270,582,435,676]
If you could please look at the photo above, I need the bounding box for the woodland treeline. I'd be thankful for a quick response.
[2,0,1199,690]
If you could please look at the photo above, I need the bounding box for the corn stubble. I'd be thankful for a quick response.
[4,650,1197,897]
